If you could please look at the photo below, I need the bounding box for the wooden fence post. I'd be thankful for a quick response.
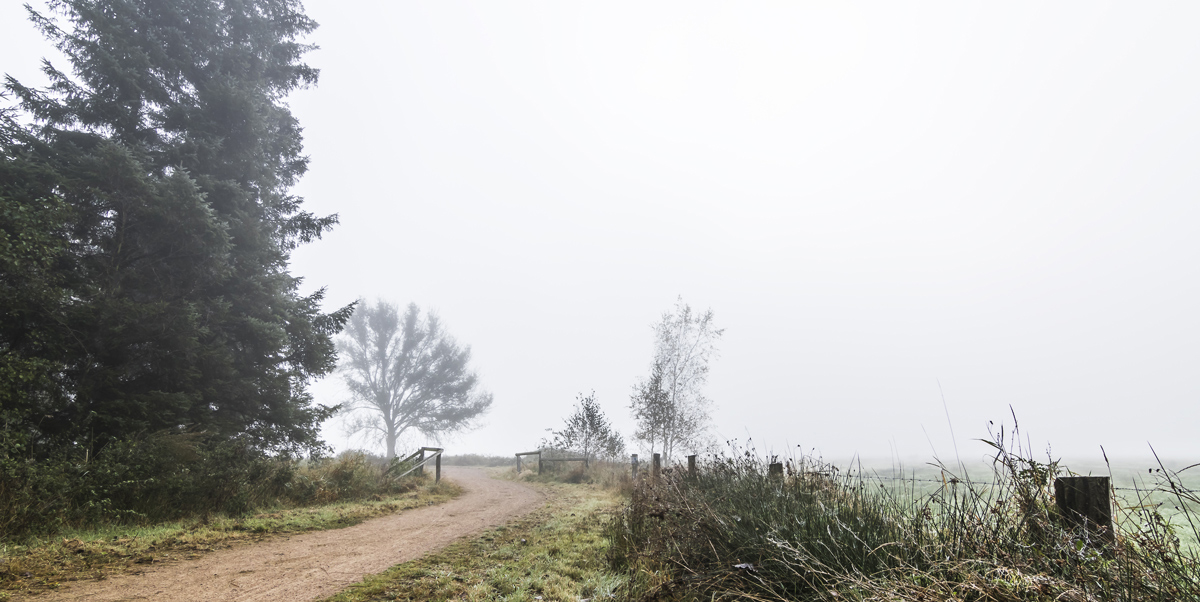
[688,455,697,477]
[417,449,425,477]
[538,456,543,475]
[768,462,783,478]
[652,453,661,481]
[1055,476,1113,545]
[516,454,521,474]
[435,452,441,483]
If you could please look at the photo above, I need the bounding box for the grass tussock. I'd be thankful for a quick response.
[608,424,1200,601]
[0,455,460,597]
[322,481,624,602]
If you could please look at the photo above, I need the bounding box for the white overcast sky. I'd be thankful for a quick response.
[4,2,1198,467]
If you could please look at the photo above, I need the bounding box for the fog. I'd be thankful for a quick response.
[5,2,1197,467]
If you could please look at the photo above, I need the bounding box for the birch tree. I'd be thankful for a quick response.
[337,300,492,457]
[630,298,723,462]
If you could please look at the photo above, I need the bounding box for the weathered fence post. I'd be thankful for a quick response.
[516,451,541,475]
[1055,476,1113,545]
[435,452,442,483]
[417,449,425,477]
[652,453,661,481]
[768,462,783,478]
[688,455,697,478]
[631,454,639,479]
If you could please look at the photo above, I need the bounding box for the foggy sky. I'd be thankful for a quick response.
[4,2,1197,466]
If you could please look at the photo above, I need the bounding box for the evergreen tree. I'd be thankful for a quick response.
[1,0,349,456]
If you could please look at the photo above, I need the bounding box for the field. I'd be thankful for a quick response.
[6,444,1196,602]
[843,456,1200,552]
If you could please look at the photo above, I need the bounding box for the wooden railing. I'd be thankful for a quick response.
[393,446,445,482]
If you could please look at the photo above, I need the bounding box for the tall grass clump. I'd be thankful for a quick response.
[608,425,1200,601]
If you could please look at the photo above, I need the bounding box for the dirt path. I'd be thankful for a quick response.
[21,467,542,602]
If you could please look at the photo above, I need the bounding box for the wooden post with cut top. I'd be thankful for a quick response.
[652,453,661,480]
[515,450,541,475]
[688,455,697,477]
[768,462,783,478]
[1055,476,1113,545]
[435,452,441,483]
[631,454,639,479]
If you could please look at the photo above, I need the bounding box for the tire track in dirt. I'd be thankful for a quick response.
[20,467,542,602]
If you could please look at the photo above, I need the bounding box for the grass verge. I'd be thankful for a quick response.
[0,479,461,598]
[608,426,1200,601]
[322,481,624,602]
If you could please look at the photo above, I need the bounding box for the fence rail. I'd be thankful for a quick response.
[394,446,444,482]
[514,450,593,474]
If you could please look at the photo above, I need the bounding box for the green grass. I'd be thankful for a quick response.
[0,479,461,597]
[322,481,624,602]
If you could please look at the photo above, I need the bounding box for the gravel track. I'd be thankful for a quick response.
[20,467,542,602]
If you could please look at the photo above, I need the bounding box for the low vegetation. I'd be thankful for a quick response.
[608,429,1200,601]
[323,479,624,602]
[0,435,443,542]
[1,446,459,596]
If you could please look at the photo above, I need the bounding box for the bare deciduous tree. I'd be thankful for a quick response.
[630,298,723,462]
[337,300,492,457]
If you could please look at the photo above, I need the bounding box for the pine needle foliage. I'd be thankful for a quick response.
[1,0,350,457]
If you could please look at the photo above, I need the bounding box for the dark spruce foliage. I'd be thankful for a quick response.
[1,0,351,461]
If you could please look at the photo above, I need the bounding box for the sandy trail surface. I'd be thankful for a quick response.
[22,467,542,602]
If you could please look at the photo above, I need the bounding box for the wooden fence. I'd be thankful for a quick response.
[395,446,444,483]
[515,450,590,474]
